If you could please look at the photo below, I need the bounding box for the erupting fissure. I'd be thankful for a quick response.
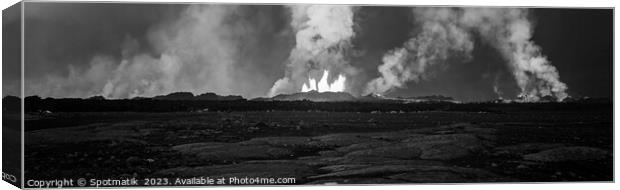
[301,70,346,93]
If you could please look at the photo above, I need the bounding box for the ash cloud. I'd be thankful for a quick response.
[365,8,569,101]
[268,5,358,97]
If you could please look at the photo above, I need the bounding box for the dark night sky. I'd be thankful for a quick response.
[531,9,613,99]
[2,3,21,98]
[5,2,613,101]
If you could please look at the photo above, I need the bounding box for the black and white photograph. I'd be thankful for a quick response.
[1,0,615,188]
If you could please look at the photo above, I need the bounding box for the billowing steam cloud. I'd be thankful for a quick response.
[365,8,568,101]
[268,5,357,97]
[26,5,280,99]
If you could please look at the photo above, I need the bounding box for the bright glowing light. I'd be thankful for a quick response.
[301,78,317,92]
[301,70,346,93]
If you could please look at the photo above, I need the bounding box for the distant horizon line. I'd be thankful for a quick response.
[2,91,611,103]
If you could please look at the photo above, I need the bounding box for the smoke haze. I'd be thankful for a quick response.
[25,4,292,99]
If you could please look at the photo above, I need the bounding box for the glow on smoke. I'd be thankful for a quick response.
[301,70,346,93]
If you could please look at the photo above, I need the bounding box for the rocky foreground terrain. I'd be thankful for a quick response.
[24,111,612,185]
[157,123,611,183]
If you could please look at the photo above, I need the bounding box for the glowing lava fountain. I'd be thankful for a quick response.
[301,70,346,93]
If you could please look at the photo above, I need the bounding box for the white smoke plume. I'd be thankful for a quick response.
[268,5,357,97]
[493,73,504,99]
[26,5,277,99]
[100,5,241,98]
[365,8,568,101]
[365,8,474,95]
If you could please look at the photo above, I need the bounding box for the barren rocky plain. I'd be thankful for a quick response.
[24,107,612,185]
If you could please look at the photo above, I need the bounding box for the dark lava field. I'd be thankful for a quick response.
[24,105,612,185]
